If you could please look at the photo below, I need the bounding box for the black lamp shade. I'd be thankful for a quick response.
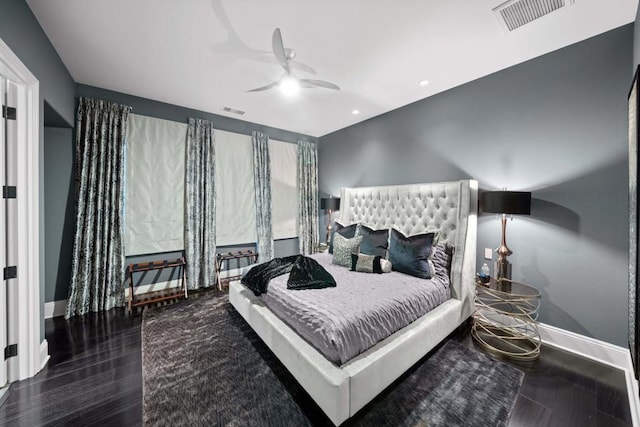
[479,191,531,215]
[320,197,340,211]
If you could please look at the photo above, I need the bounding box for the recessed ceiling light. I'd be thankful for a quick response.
[352,109,360,115]
[419,80,430,87]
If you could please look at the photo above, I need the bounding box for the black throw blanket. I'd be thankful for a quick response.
[241,255,336,296]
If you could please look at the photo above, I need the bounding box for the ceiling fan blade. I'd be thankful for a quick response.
[246,80,280,92]
[272,28,291,74]
[300,79,340,91]
[291,60,316,75]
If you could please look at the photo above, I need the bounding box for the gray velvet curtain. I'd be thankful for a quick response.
[297,140,319,255]
[252,131,274,262]
[185,118,217,290]
[65,97,131,318]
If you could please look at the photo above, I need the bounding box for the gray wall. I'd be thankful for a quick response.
[319,25,633,347]
[1,0,76,339]
[43,127,74,302]
[0,0,75,126]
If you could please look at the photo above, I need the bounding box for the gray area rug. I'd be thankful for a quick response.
[142,292,523,426]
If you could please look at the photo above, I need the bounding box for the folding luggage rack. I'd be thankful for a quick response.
[215,250,258,290]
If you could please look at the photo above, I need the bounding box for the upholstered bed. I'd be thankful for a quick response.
[229,179,478,425]
[259,251,452,364]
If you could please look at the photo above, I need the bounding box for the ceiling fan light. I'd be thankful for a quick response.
[280,76,300,96]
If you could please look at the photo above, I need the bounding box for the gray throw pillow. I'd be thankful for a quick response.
[356,224,389,258]
[332,233,363,268]
[388,228,435,279]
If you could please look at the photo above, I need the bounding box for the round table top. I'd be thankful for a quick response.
[475,277,540,300]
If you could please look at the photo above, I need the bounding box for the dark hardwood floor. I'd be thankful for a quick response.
[0,297,633,426]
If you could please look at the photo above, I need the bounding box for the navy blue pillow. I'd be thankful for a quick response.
[388,229,435,279]
[329,222,358,254]
[357,225,389,258]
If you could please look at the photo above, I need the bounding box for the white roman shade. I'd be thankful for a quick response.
[270,139,298,239]
[125,114,187,255]
[214,130,257,246]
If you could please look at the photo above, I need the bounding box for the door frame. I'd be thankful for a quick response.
[0,37,46,381]
[0,75,6,390]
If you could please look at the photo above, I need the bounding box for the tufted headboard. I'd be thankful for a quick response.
[337,180,478,314]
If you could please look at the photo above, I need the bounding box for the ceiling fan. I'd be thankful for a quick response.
[247,28,340,95]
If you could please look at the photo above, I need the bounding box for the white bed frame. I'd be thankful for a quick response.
[230,180,478,425]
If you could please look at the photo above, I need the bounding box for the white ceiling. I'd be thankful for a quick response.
[26,0,638,137]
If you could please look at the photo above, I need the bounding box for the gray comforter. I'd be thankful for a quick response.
[259,252,450,365]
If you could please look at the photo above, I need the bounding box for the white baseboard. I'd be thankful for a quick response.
[39,339,49,371]
[539,322,639,426]
[44,300,67,319]
[539,322,632,369]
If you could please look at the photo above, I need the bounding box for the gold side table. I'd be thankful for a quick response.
[472,277,541,361]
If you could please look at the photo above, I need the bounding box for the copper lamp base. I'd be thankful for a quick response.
[496,214,513,290]
[325,209,334,244]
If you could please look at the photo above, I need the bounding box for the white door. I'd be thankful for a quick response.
[0,37,43,383]
[0,76,7,389]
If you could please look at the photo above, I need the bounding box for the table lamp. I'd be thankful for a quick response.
[479,190,531,282]
[320,197,340,244]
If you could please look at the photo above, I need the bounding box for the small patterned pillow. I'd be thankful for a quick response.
[332,233,363,268]
[350,253,392,274]
[329,221,359,254]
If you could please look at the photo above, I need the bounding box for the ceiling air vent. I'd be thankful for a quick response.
[222,106,245,116]
[493,0,574,32]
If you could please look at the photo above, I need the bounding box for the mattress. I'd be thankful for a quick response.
[258,252,451,365]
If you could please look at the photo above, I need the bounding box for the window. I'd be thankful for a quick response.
[124,115,299,254]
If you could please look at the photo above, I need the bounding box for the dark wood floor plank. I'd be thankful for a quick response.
[4,356,141,405]
[1,372,141,426]
[0,370,115,417]
[15,349,141,390]
[50,386,142,427]
[549,381,597,427]
[45,345,141,373]
[519,371,566,411]
[508,394,552,427]
[595,409,633,427]
[596,380,633,423]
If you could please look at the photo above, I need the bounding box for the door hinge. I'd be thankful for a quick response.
[2,106,16,120]
[3,266,17,280]
[4,344,17,360]
[2,186,16,199]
